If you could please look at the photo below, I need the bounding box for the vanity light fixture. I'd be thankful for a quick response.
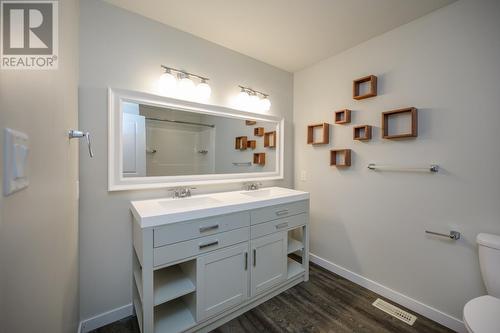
[237,85,271,112]
[159,65,211,100]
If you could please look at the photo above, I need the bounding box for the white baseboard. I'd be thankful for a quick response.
[78,303,133,333]
[309,253,466,333]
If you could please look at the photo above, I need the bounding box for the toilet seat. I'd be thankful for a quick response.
[463,295,500,333]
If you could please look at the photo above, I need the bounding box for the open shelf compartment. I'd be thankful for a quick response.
[253,153,266,166]
[235,136,248,150]
[353,75,377,100]
[382,107,418,139]
[287,257,305,280]
[154,260,196,306]
[264,131,277,148]
[154,295,196,333]
[335,109,351,124]
[287,227,306,279]
[307,123,329,145]
[287,238,304,254]
[330,149,351,167]
[254,127,264,136]
[353,125,372,141]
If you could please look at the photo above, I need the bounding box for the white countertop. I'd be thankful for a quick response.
[130,187,309,228]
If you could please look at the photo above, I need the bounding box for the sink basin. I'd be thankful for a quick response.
[158,196,222,210]
[241,188,289,198]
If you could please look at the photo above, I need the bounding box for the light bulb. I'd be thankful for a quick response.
[237,89,250,108]
[178,76,195,98]
[159,70,177,93]
[259,97,271,111]
[249,93,260,110]
[196,80,211,100]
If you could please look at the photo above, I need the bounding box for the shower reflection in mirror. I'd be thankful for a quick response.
[121,101,278,178]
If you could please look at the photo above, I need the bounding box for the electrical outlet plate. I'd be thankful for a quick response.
[3,128,29,196]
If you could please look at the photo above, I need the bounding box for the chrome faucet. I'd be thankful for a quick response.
[170,187,196,198]
[244,182,262,191]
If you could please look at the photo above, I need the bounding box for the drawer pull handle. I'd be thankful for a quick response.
[253,249,256,267]
[276,222,289,229]
[199,240,219,249]
[244,252,248,270]
[275,209,289,216]
[199,224,219,233]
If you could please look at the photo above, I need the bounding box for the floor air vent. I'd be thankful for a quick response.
[372,298,417,325]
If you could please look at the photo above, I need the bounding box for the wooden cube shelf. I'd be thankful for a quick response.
[247,140,256,149]
[353,125,372,141]
[235,136,248,150]
[307,123,329,145]
[264,131,276,148]
[353,75,377,100]
[254,127,264,136]
[245,120,257,126]
[382,107,417,139]
[253,153,266,165]
[330,149,351,167]
[335,109,351,124]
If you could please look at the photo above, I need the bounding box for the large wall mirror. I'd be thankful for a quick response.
[108,89,284,191]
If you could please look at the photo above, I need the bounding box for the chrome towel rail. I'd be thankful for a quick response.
[425,230,461,240]
[367,163,439,173]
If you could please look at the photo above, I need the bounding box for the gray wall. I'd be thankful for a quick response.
[294,0,500,324]
[79,0,293,320]
[0,0,80,332]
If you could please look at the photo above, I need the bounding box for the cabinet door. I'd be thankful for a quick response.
[197,243,249,321]
[250,232,287,297]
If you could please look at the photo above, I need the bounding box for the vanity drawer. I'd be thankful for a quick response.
[154,227,250,267]
[251,213,307,239]
[250,200,308,225]
[153,212,250,247]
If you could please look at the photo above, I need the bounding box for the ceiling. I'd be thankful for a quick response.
[103,0,455,72]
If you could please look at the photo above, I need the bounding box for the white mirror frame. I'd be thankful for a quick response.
[108,88,284,191]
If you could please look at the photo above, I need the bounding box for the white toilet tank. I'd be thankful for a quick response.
[477,233,500,298]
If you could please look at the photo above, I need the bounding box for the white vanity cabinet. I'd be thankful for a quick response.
[131,188,309,333]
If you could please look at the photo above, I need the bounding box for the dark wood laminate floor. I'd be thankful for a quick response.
[90,263,454,333]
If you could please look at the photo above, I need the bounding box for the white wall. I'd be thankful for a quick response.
[294,0,500,327]
[0,1,80,332]
[79,0,293,321]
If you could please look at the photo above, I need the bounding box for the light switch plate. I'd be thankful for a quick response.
[3,128,29,196]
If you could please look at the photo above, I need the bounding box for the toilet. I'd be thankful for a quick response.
[463,233,500,333]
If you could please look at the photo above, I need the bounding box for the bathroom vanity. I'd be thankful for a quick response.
[130,187,309,333]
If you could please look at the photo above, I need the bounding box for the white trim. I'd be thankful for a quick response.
[108,88,285,191]
[78,303,133,333]
[309,253,466,333]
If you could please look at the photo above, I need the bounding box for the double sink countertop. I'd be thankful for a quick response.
[130,187,309,228]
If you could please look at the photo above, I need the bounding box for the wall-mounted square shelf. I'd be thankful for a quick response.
[353,75,377,100]
[353,125,372,141]
[335,109,351,124]
[264,131,276,148]
[307,123,329,145]
[247,140,256,149]
[382,107,417,139]
[235,136,248,150]
[330,149,351,167]
[245,120,257,126]
[253,153,266,165]
[254,127,264,137]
